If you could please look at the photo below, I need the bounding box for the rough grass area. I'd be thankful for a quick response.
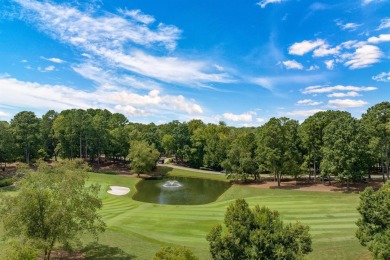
[0,167,371,260]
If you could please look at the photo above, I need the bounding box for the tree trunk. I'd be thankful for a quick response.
[381,142,385,182]
[313,150,317,183]
[385,137,389,180]
[79,133,82,159]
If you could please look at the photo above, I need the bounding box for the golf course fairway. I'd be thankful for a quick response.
[0,168,371,259]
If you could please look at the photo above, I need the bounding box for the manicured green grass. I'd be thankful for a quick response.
[0,168,371,260]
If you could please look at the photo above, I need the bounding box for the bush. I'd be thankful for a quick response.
[0,178,13,187]
[154,246,199,260]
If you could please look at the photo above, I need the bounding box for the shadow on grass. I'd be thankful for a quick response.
[82,242,136,259]
[0,185,18,192]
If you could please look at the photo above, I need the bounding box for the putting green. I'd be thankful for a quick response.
[0,168,371,260]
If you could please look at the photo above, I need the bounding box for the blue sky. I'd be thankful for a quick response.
[0,0,389,126]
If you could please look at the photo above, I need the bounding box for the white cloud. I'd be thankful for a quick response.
[0,76,204,116]
[222,112,254,122]
[250,74,327,91]
[0,111,11,117]
[38,65,56,72]
[302,85,377,94]
[20,59,28,63]
[256,118,265,123]
[372,71,390,82]
[367,34,390,44]
[118,9,155,24]
[336,21,362,31]
[313,45,340,57]
[45,65,55,71]
[377,18,390,30]
[327,99,368,108]
[257,0,283,9]
[289,39,325,56]
[327,91,361,97]
[41,56,65,63]
[343,45,382,69]
[286,109,325,117]
[282,60,303,70]
[296,99,322,106]
[72,63,161,90]
[362,0,385,5]
[307,65,319,71]
[324,60,335,70]
[12,0,233,87]
[114,105,148,116]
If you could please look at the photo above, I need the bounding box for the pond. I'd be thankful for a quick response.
[132,176,231,205]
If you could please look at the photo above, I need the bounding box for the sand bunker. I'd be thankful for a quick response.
[107,186,130,195]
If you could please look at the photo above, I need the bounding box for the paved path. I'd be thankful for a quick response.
[158,163,224,175]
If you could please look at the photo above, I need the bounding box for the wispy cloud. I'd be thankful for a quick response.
[257,0,283,9]
[250,74,327,91]
[302,85,377,94]
[296,99,322,106]
[377,18,390,30]
[0,76,204,117]
[327,91,361,97]
[282,60,303,70]
[12,0,232,87]
[286,109,325,117]
[336,21,362,31]
[327,99,368,108]
[343,45,382,69]
[41,56,65,63]
[372,71,390,82]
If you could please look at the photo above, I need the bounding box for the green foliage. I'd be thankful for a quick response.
[4,238,38,260]
[321,112,371,186]
[10,111,41,163]
[207,199,312,260]
[0,178,13,187]
[154,246,199,260]
[222,132,258,182]
[0,160,106,260]
[0,121,16,164]
[128,140,160,176]
[256,118,302,186]
[356,181,390,259]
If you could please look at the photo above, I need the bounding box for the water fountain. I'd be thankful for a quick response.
[162,180,182,188]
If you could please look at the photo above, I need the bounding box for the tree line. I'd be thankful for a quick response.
[0,102,389,185]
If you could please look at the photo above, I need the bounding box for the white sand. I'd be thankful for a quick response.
[107,186,130,196]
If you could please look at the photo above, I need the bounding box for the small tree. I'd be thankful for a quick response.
[356,181,390,259]
[154,246,199,260]
[0,160,106,260]
[207,199,312,260]
[128,140,160,177]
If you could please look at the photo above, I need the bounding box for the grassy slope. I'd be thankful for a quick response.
[0,168,370,260]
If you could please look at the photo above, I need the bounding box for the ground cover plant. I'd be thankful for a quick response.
[0,167,371,259]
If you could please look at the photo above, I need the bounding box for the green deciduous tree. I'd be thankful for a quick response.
[0,160,106,260]
[206,199,312,260]
[361,102,390,181]
[356,181,390,259]
[10,111,41,164]
[256,118,302,186]
[128,140,160,176]
[222,132,258,182]
[0,121,15,168]
[154,246,199,260]
[321,112,371,188]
